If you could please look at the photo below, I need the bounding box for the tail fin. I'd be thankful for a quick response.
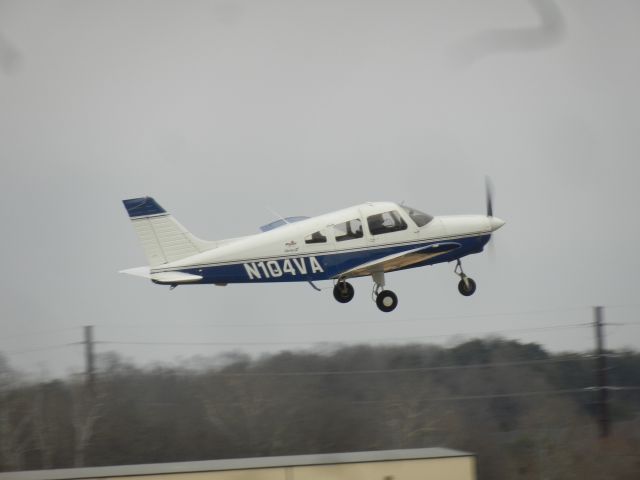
[122,197,211,267]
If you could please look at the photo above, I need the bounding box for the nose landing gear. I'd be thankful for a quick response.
[333,273,398,312]
[454,259,476,296]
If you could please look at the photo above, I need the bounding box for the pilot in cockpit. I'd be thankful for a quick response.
[368,214,386,235]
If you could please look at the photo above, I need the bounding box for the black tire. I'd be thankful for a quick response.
[376,290,398,312]
[333,282,355,303]
[458,277,477,296]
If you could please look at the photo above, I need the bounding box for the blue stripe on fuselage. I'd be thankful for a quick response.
[163,234,490,284]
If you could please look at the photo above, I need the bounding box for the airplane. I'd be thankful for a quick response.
[120,185,505,312]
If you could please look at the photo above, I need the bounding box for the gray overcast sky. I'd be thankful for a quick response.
[1,0,639,377]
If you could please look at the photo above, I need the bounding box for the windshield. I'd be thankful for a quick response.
[401,205,433,227]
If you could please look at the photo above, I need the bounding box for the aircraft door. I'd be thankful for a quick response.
[359,207,376,243]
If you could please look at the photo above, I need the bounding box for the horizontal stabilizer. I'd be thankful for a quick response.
[119,267,202,284]
[119,266,152,278]
[150,272,203,284]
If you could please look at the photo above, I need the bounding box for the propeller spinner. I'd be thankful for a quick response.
[485,176,505,231]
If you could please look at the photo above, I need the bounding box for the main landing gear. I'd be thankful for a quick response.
[454,259,476,297]
[333,279,355,303]
[332,272,399,312]
[372,271,398,313]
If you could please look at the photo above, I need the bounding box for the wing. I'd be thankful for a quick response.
[259,216,310,232]
[339,242,461,278]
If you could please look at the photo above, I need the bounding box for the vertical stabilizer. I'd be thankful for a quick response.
[122,197,209,267]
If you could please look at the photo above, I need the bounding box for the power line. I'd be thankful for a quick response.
[99,340,332,347]
[1,326,78,342]
[352,388,594,403]
[93,305,591,330]
[96,322,591,348]
[5,344,73,355]
[0,303,623,352]
[602,303,640,310]
[444,323,591,337]
[237,386,640,405]
[206,356,590,377]
[0,311,592,355]
[201,388,604,406]
[0,303,633,344]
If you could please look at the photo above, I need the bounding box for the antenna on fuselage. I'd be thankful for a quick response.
[266,206,289,224]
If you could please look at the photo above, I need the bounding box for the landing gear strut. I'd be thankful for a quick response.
[454,259,476,297]
[372,271,398,312]
[333,279,355,303]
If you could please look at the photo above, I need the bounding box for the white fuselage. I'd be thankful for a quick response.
[148,202,503,285]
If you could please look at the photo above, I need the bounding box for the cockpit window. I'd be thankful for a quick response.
[334,219,363,242]
[367,211,408,235]
[401,205,433,227]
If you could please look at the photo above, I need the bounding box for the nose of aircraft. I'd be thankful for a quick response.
[489,216,506,231]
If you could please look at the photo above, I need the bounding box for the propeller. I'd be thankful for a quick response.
[485,176,499,261]
[485,176,494,218]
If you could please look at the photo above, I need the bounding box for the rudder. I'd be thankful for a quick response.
[122,197,208,267]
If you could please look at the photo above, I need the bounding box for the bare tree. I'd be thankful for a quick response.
[0,355,30,470]
[69,378,104,467]
[29,386,56,469]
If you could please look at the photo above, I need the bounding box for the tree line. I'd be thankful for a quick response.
[1,338,639,479]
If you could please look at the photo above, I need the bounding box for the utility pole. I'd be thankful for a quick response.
[84,325,95,394]
[594,306,609,438]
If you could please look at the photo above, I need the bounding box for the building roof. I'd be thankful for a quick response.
[0,447,473,480]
